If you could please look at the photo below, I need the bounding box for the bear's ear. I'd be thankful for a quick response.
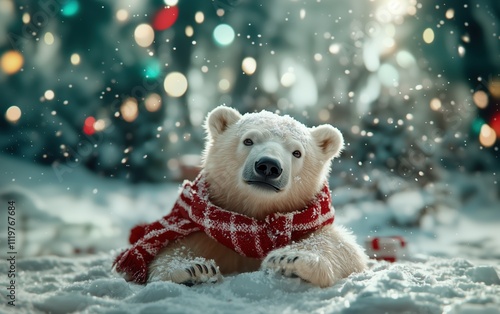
[310,125,344,159]
[206,106,242,138]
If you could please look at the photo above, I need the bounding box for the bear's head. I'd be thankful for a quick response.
[202,106,344,219]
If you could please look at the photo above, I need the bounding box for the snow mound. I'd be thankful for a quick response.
[1,254,499,314]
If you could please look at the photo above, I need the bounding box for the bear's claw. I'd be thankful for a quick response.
[150,259,222,286]
[178,261,221,286]
[262,250,332,286]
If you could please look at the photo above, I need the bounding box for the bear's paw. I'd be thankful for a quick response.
[149,259,222,286]
[261,250,335,287]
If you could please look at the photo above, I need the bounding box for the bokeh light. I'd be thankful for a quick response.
[213,24,235,46]
[195,11,204,24]
[280,72,296,87]
[1,50,24,75]
[153,6,179,31]
[490,112,500,138]
[429,98,441,111]
[458,46,465,57]
[164,72,188,97]
[44,90,55,101]
[218,78,231,92]
[61,0,80,17]
[300,8,306,20]
[472,90,488,109]
[93,119,106,132]
[378,64,399,87]
[70,53,81,65]
[479,124,496,147]
[120,98,139,122]
[5,106,22,124]
[116,9,129,22]
[241,57,257,75]
[471,118,486,135]
[44,32,55,45]
[489,79,500,98]
[83,116,96,135]
[396,50,416,68]
[22,12,30,24]
[329,43,340,54]
[423,28,434,44]
[318,108,330,122]
[145,93,162,112]
[445,9,455,19]
[144,59,161,79]
[164,0,178,5]
[185,26,194,37]
[134,24,155,48]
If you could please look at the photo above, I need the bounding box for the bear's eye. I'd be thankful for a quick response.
[243,138,253,146]
[292,150,302,158]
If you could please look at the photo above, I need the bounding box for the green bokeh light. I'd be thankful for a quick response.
[213,24,235,47]
[471,117,485,135]
[144,59,161,79]
[61,0,80,17]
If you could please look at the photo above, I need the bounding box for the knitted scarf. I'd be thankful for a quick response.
[113,172,335,284]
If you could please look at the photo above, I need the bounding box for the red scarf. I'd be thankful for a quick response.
[113,172,335,284]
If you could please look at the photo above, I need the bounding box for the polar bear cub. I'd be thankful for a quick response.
[149,106,367,287]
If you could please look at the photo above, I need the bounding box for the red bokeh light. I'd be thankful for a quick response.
[490,112,500,138]
[83,116,96,135]
[153,6,179,31]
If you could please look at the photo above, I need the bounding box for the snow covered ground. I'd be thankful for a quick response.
[1,154,499,313]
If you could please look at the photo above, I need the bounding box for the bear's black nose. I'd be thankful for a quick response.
[255,157,282,179]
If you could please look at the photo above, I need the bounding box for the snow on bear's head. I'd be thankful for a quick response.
[202,106,344,219]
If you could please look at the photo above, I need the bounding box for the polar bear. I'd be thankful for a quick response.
[116,106,367,288]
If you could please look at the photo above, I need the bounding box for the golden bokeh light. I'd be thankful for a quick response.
[44,32,55,45]
[145,93,162,112]
[479,124,496,147]
[1,50,24,75]
[70,53,81,65]
[93,119,107,131]
[185,25,194,37]
[218,78,230,92]
[241,57,257,75]
[116,9,129,22]
[120,98,139,122]
[134,24,155,48]
[5,106,22,124]
[195,11,204,24]
[44,90,55,101]
[472,90,488,109]
[489,79,500,99]
[423,28,434,44]
[164,72,188,97]
[22,12,30,24]
[318,109,330,122]
[445,9,454,19]
[430,98,441,111]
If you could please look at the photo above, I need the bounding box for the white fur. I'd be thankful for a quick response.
[149,106,368,287]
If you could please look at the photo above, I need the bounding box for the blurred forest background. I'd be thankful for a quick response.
[0,0,499,189]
